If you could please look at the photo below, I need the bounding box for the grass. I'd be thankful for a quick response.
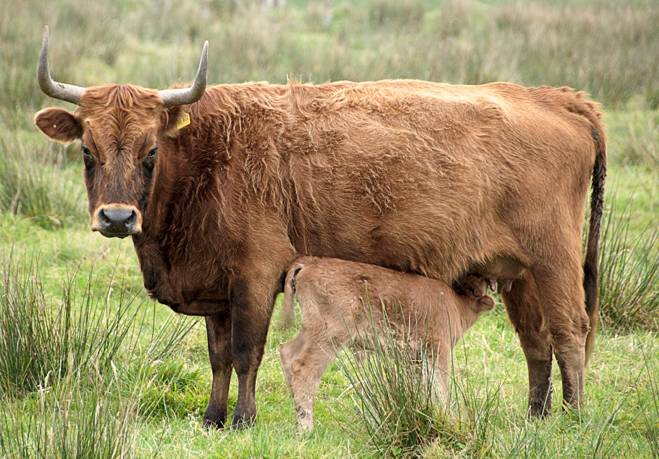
[338,319,454,457]
[0,254,194,397]
[598,203,658,332]
[0,231,656,456]
[0,374,141,459]
[0,134,85,228]
[0,0,657,457]
[336,314,500,457]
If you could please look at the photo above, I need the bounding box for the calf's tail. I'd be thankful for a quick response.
[278,261,305,329]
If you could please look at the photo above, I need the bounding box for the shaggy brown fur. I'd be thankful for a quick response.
[279,256,494,431]
[35,77,606,425]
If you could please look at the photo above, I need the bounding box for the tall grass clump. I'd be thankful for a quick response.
[338,312,496,457]
[598,205,658,332]
[0,257,136,395]
[0,255,195,397]
[0,374,140,459]
[0,256,195,458]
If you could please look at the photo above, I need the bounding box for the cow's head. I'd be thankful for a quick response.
[34,27,208,238]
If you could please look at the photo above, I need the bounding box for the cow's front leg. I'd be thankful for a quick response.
[204,309,232,428]
[229,278,278,428]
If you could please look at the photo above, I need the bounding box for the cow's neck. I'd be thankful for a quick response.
[131,87,289,304]
[131,133,195,304]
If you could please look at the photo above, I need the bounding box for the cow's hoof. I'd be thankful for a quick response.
[231,409,256,429]
[527,401,551,419]
[203,406,227,429]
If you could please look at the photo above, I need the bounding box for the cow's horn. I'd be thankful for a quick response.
[37,26,85,105]
[159,41,208,108]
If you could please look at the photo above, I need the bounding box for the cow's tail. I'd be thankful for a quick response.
[575,96,607,366]
[278,261,305,329]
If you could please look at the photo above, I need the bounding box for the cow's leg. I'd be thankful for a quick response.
[280,332,337,431]
[533,255,589,411]
[502,273,554,417]
[203,310,232,428]
[230,279,277,428]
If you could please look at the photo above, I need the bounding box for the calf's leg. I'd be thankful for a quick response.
[280,331,338,431]
[204,310,232,428]
[502,273,554,417]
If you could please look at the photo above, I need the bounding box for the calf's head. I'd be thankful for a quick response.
[459,274,496,315]
[33,27,208,238]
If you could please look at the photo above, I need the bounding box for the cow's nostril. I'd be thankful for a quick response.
[99,209,111,225]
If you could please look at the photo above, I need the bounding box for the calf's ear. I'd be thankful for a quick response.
[34,107,82,143]
[474,296,495,313]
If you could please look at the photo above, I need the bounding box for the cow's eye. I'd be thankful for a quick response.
[81,146,94,168]
[143,147,157,176]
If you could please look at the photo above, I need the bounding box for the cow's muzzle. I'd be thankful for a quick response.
[92,204,142,238]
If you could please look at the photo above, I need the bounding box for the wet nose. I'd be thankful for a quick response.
[98,206,137,235]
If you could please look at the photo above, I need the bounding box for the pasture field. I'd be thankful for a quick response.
[0,0,657,457]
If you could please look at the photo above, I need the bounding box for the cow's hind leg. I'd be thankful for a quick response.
[204,310,232,428]
[280,331,337,431]
[502,273,554,417]
[533,256,589,411]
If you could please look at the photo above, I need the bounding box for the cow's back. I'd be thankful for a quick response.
[275,80,598,281]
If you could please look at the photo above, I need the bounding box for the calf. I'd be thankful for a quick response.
[279,256,494,431]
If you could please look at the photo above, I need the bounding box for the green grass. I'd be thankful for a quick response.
[0,194,655,456]
[1,0,657,457]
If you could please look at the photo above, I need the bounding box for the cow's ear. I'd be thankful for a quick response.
[34,107,82,143]
[162,106,190,137]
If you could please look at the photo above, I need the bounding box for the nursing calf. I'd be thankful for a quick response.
[279,257,494,431]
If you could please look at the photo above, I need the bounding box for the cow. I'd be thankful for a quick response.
[34,27,606,427]
[279,256,495,431]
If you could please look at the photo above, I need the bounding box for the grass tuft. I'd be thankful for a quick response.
[338,312,497,457]
[0,255,137,395]
[598,204,658,332]
[0,254,196,396]
[0,373,140,459]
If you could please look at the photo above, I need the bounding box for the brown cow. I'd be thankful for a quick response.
[279,256,495,431]
[34,27,606,427]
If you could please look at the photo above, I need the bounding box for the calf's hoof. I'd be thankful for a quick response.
[296,407,314,433]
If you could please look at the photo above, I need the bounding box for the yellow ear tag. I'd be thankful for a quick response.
[175,111,191,130]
